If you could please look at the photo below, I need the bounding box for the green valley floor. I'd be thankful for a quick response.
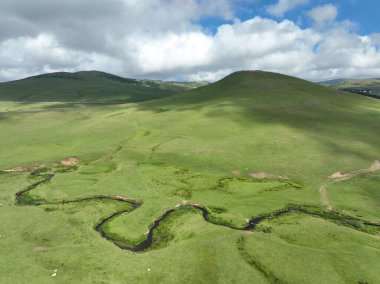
[0,71,379,283]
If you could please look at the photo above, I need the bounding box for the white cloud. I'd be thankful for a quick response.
[129,32,213,74]
[117,16,380,81]
[308,4,338,29]
[267,0,309,17]
[0,33,122,81]
[0,1,380,82]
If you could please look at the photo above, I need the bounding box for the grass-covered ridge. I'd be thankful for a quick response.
[0,70,207,103]
[0,70,379,283]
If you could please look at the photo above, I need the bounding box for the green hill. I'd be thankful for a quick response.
[0,70,205,103]
[148,70,343,104]
[320,78,380,98]
[0,71,379,283]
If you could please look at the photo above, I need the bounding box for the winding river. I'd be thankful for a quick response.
[14,172,379,253]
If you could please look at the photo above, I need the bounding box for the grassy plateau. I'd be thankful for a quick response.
[0,70,379,283]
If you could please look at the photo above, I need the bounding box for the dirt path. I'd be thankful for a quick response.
[318,185,332,211]
[329,160,380,181]
[320,160,380,211]
[1,156,79,173]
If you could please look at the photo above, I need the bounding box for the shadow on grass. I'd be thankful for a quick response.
[134,72,380,162]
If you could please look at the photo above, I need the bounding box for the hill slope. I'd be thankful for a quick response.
[137,71,379,176]
[0,71,204,103]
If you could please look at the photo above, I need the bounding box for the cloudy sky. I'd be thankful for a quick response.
[0,0,380,82]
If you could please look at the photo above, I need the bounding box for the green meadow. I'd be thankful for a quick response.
[0,71,379,283]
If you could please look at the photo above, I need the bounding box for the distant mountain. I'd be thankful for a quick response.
[0,71,208,103]
[318,78,348,86]
[319,78,380,99]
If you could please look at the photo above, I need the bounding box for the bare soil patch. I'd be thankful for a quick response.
[250,172,269,179]
[2,167,30,173]
[370,160,380,171]
[34,246,49,252]
[60,157,79,166]
[329,172,348,179]
[1,164,45,173]
[249,172,288,179]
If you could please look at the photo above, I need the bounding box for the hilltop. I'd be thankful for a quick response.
[0,70,207,103]
[141,70,353,110]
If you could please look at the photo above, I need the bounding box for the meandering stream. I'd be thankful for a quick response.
[14,172,379,253]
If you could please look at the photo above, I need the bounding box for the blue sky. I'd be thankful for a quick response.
[244,0,379,35]
[0,0,379,82]
[200,0,380,35]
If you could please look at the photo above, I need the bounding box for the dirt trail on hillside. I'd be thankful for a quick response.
[329,160,380,181]
[320,160,380,211]
[1,167,31,173]
[1,157,79,173]
[249,172,288,179]
[318,185,332,211]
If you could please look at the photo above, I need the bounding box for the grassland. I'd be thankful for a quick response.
[0,71,379,283]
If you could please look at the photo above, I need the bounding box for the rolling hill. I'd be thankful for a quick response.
[0,71,379,283]
[320,78,380,98]
[0,71,207,103]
